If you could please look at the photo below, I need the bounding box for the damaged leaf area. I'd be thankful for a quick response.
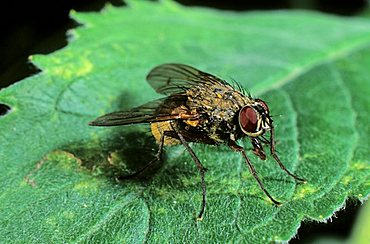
[0,1,369,243]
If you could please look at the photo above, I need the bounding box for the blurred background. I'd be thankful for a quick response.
[0,0,368,242]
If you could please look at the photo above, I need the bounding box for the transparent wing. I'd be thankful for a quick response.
[146,63,230,95]
[89,95,192,126]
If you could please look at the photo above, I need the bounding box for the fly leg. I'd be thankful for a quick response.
[251,137,266,161]
[173,127,207,221]
[269,126,307,183]
[118,130,165,180]
[229,140,282,205]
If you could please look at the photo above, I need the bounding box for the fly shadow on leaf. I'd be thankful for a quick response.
[62,89,167,182]
[63,128,166,183]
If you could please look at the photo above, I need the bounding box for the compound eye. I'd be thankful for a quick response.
[239,106,258,133]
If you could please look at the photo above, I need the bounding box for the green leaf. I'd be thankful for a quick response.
[0,1,369,242]
[349,200,370,244]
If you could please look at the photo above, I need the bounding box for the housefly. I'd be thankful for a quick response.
[89,64,306,220]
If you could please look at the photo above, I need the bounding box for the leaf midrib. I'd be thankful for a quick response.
[256,39,370,96]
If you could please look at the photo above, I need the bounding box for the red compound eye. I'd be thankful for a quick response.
[239,106,258,133]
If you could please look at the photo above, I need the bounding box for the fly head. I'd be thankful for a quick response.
[238,98,272,137]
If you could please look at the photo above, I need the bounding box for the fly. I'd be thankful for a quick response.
[89,64,307,220]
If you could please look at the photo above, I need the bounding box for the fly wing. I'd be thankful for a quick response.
[89,95,191,126]
[146,63,231,96]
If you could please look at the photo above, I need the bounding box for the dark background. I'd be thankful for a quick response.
[0,0,367,242]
